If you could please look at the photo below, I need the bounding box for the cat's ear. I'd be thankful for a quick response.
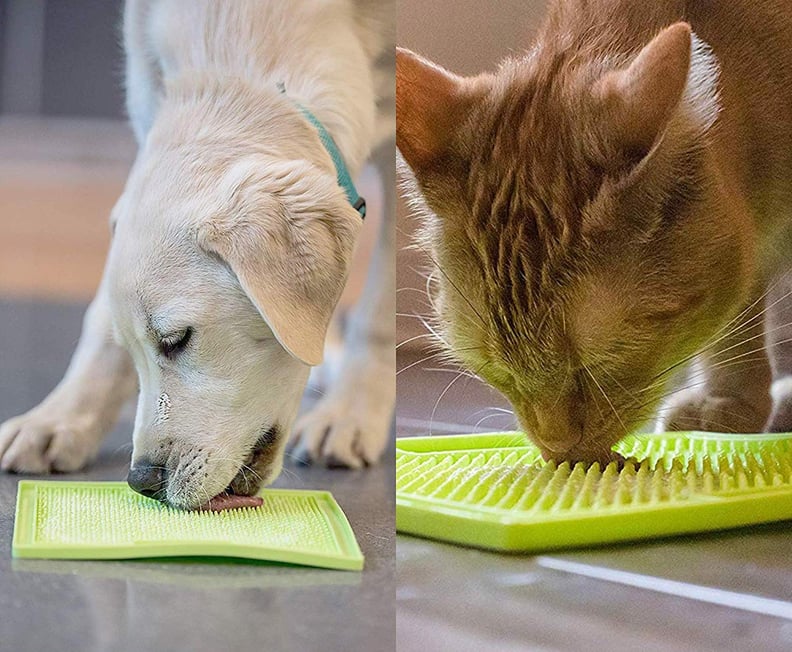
[595,22,700,162]
[396,48,479,170]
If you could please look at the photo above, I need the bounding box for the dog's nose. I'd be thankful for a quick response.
[127,459,167,500]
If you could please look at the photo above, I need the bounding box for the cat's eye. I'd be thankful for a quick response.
[158,328,193,359]
[647,293,705,322]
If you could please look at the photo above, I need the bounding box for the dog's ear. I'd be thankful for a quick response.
[197,158,361,366]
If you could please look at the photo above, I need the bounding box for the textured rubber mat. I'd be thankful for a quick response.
[396,432,792,551]
[13,481,363,570]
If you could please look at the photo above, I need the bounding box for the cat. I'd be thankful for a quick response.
[396,0,792,464]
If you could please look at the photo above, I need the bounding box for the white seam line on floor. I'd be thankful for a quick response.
[395,416,474,433]
[536,557,792,621]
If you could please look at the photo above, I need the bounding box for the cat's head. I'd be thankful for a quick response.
[398,23,753,463]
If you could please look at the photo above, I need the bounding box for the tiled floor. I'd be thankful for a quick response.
[395,348,792,652]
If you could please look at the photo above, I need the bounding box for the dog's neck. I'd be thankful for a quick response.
[270,71,374,179]
[147,0,377,177]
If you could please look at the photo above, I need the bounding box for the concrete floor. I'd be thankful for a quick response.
[395,349,792,652]
[0,298,395,652]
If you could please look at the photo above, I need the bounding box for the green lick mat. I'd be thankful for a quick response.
[12,481,364,570]
[396,431,792,551]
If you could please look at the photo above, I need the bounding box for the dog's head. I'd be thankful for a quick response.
[106,144,361,509]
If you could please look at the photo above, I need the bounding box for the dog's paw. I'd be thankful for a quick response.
[290,362,394,469]
[0,408,104,473]
[659,388,769,433]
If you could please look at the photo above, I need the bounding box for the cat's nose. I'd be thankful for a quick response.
[127,458,167,500]
[531,397,583,454]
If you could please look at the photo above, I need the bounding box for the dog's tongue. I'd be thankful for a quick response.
[200,493,263,512]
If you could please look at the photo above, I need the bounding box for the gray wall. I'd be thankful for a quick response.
[0,0,125,118]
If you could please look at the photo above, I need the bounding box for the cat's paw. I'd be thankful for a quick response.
[0,408,104,473]
[659,389,769,433]
[767,377,792,432]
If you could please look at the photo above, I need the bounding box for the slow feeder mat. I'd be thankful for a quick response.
[396,431,792,551]
[13,481,363,570]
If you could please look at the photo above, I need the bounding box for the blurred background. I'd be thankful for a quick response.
[0,0,379,303]
[0,0,135,432]
[0,0,129,303]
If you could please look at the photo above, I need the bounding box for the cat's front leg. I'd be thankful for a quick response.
[762,274,792,431]
[659,298,773,433]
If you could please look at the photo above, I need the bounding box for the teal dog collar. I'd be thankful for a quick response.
[278,83,366,218]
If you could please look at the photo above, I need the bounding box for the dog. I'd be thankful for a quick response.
[0,0,395,509]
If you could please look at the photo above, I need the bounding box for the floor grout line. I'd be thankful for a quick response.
[537,556,792,621]
[396,416,481,434]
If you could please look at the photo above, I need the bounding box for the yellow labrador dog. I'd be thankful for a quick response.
[0,0,395,509]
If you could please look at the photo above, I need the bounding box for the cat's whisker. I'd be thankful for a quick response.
[428,370,470,436]
[583,364,629,438]
[397,343,488,377]
[416,314,451,348]
[278,464,302,485]
[630,357,771,421]
[413,268,437,283]
[424,268,441,313]
[481,406,515,415]
[640,351,764,398]
[422,366,485,381]
[700,315,792,365]
[396,286,433,296]
[596,364,645,413]
[706,335,792,371]
[693,275,786,344]
[645,284,792,384]
[396,350,449,376]
[705,354,772,373]
[396,311,433,320]
[399,282,487,344]
[702,278,782,339]
[660,414,751,433]
[578,371,603,420]
[473,412,513,431]
[409,238,490,329]
[653,282,792,387]
[467,406,515,429]
[396,332,438,349]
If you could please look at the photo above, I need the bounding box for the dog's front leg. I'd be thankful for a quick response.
[0,273,137,472]
[292,141,396,467]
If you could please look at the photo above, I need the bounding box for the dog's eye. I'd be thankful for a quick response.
[159,328,193,358]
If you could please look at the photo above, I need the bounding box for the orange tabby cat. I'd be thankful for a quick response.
[397,0,792,463]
